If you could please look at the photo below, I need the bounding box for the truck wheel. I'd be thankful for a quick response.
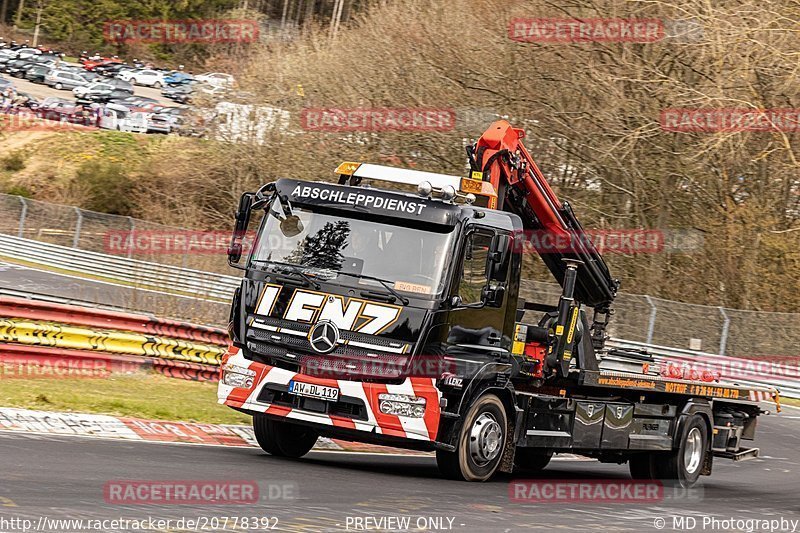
[629,454,656,479]
[436,394,507,481]
[253,414,319,458]
[654,414,708,487]
[514,449,553,474]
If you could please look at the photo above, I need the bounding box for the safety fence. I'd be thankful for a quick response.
[0,294,228,382]
[0,193,225,273]
[1,192,799,359]
[520,281,800,360]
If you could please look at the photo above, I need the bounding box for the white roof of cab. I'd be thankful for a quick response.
[352,163,462,190]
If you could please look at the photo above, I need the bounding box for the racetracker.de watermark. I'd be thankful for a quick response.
[104,230,256,255]
[0,357,122,380]
[510,479,702,504]
[660,356,800,383]
[299,354,456,379]
[515,229,664,254]
[300,108,456,132]
[103,19,259,44]
[103,480,297,504]
[0,111,97,133]
[661,109,800,132]
[510,480,663,503]
[514,229,704,254]
[509,18,664,43]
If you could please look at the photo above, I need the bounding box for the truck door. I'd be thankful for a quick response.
[445,225,512,357]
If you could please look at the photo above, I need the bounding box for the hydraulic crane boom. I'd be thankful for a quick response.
[468,120,620,351]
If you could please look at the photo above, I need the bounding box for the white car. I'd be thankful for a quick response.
[99,103,149,133]
[15,48,42,60]
[117,68,166,88]
[194,72,235,88]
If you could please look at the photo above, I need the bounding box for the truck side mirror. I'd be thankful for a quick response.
[486,234,510,281]
[228,192,254,266]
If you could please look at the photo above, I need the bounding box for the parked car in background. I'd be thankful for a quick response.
[30,55,59,67]
[102,78,134,93]
[14,47,42,60]
[96,63,130,77]
[164,71,194,86]
[0,49,15,64]
[83,57,122,71]
[156,106,187,131]
[108,96,159,109]
[2,58,31,75]
[74,80,132,98]
[35,100,96,127]
[162,82,194,101]
[146,111,172,134]
[45,69,93,90]
[117,68,166,88]
[10,61,42,78]
[24,64,51,84]
[194,72,235,87]
[99,103,148,133]
[74,82,133,104]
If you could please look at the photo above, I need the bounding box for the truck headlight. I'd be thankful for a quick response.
[221,363,256,389]
[378,393,426,418]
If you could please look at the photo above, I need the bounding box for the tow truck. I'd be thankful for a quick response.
[219,120,778,485]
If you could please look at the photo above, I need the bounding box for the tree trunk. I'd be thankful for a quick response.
[14,0,25,29]
[1,0,10,25]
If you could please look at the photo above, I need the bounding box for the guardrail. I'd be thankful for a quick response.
[0,295,226,381]
[0,234,239,301]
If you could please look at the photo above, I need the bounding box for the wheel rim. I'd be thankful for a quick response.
[469,412,503,467]
[683,427,703,474]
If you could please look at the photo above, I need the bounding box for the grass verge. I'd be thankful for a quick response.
[0,372,250,425]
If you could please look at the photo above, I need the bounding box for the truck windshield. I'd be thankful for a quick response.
[250,205,455,298]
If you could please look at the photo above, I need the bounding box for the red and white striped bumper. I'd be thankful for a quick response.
[218,346,442,442]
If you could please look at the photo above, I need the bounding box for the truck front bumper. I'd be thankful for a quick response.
[217,346,442,442]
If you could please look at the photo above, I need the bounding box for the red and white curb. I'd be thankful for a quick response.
[0,407,426,454]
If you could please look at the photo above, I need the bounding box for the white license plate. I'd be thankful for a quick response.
[288,380,339,402]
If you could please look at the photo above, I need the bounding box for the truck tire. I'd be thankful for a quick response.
[436,394,507,481]
[654,414,708,487]
[253,414,319,458]
[514,449,553,474]
[628,454,656,479]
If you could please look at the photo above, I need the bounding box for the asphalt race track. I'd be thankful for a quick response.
[1,408,798,532]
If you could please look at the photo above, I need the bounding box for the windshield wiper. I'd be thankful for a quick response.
[335,272,410,305]
[255,261,321,290]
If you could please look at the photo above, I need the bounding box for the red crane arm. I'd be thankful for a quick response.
[468,120,619,311]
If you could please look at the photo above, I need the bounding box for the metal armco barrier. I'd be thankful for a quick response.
[0,234,239,301]
[0,295,229,345]
[0,344,219,382]
[0,295,227,381]
[607,338,799,400]
[0,319,224,366]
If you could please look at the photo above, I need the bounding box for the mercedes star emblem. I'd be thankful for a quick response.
[308,321,340,353]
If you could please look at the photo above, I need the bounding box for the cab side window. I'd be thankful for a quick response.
[459,231,493,304]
